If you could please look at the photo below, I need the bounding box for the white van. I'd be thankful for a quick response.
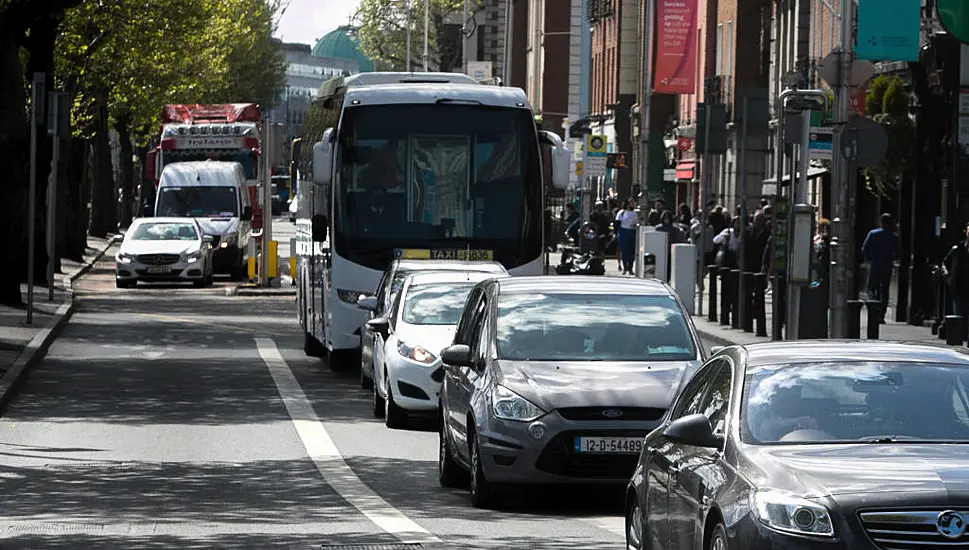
[154,160,253,279]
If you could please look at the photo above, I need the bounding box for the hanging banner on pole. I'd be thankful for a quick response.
[653,0,699,94]
[855,0,921,61]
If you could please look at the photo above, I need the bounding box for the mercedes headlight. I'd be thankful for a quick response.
[751,489,834,537]
[397,341,436,364]
[116,252,133,264]
[491,385,545,422]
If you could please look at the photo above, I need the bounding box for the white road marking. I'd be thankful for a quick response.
[254,337,440,545]
[578,515,626,538]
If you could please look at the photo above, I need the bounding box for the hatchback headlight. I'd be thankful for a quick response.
[491,385,545,422]
[751,489,834,537]
[117,252,133,264]
[397,341,436,364]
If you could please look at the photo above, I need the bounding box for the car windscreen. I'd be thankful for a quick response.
[401,282,476,325]
[496,293,696,361]
[741,361,969,444]
[156,186,238,217]
[130,222,198,241]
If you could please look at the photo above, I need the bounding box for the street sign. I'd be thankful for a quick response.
[785,95,827,111]
[855,0,921,61]
[809,125,834,159]
[840,117,888,167]
[575,161,583,176]
[584,134,608,176]
[819,54,875,88]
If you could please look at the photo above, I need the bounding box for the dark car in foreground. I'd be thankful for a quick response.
[624,341,969,550]
[438,276,704,508]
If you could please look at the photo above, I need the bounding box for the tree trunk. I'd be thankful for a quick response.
[61,137,88,261]
[115,116,135,228]
[0,28,29,307]
[88,94,116,237]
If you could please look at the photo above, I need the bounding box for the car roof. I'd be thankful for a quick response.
[394,259,507,274]
[493,275,675,296]
[405,271,509,286]
[738,340,969,367]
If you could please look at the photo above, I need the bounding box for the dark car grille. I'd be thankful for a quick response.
[557,406,666,421]
[137,253,180,265]
[534,429,644,479]
[860,510,969,549]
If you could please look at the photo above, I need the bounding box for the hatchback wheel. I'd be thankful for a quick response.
[708,522,728,550]
[372,376,385,418]
[438,414,468,488]
[384,380,407,429]
[469,432,497,508]
[626,502,645,550]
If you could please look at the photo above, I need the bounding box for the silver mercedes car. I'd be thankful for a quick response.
[438,276,705,508]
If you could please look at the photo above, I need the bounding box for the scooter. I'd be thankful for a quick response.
[556,222,606,275]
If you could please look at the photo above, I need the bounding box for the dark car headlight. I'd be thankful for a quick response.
[751,489,834,537]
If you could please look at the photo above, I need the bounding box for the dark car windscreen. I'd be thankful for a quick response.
[741,361,969,444]
[495,293,696,361]
[401,282,476,325]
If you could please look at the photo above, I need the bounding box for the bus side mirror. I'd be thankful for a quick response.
[241,206,253,221]
[312,214,328,242]
[551,146,571,189]
[312,128,334,185]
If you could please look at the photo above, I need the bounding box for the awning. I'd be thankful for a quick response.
[762,166,829,184]
[675,161,695,180]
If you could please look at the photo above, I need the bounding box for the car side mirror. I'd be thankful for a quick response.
[358,295,377,311]
[366,318,390,337]
[663,413,723,449]
[241,205,253,221]
[312,214,328,242]
[710,345,725,355]
[441,344,473,368]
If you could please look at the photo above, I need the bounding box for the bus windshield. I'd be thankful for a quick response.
[334,104,543,269]
[156,186,239,218]
[164,151,257,180]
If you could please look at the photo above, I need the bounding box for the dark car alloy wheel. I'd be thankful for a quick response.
[708,522,727,550]
[438,414,469,488]
[469,432,497,508]
[626,503,645,550]
[384,376,407,429]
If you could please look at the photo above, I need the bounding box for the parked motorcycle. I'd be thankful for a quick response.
[556,222,606,275]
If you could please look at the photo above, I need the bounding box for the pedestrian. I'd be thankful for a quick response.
[861,213,902,324]
[713,215,741,269]
[615,198,639,274]
[943,222,969,316]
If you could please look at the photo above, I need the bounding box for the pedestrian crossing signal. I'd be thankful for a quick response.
[607,153,627,169]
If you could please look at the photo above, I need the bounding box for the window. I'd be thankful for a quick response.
[700,359,733,435]
[669,360,723,420]
[715,24,723,76]
[130,222,198,241]
[401,282,477,325]
[454,289,484,345]
[472,299,493,362]
[155,186,239,218]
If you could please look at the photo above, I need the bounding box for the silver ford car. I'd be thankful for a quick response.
[438,276,705,508]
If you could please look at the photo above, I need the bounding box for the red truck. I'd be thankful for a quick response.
[144,103,264,231]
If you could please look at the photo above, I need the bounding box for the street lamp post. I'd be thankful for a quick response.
[406,0,412,71]
[423,0,429,71]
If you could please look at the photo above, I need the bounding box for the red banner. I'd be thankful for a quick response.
[653,0,699,95]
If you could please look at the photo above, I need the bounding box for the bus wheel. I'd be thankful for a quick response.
[327,349,357,372]
[303,332,327,357]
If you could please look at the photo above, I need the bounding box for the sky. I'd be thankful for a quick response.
[275,0,361,47]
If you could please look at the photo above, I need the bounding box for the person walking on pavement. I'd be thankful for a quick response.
[615,198,639,274]
[713,215,742,269]
[861,213,902,323]
[943,222,969,316]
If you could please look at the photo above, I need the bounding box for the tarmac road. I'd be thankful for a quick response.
[0,247,662,549]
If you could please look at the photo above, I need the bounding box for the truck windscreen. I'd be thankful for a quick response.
[333,104,543,269]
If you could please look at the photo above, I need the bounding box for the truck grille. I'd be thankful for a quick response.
[557,407,666,421]
[534,429,643,479]
[137,253,180,265]
[860,510,969,549]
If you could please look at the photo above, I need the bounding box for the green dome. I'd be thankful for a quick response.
[311,26,373,72]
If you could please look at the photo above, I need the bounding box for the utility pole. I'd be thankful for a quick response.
[423,0,430,71]
[462,0,469,73]
[406,0,412,71]
[637,0,654,203]
[27,73,45,324]
[828,0,854,337]
[47,92,69,302]
[502,0,513,83]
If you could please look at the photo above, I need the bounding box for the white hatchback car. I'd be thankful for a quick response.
[115,217,214,288]
[368,270,509,429]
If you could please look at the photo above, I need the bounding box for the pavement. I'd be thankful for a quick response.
[0,246,694,549]
[0,234,120,411]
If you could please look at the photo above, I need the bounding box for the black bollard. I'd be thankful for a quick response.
[847,300,864,339]
[707,266,718,322]
[754,273,768,337]
[946,315,966,346]
[742,272,754,333]
[719,267,731,326]
[772,276,786,341]
[865,300,881,340]
[730,269,741,329]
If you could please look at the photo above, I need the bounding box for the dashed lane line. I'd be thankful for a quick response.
[255,337,441,545]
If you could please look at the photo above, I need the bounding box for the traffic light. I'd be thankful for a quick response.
[695,103,728,154]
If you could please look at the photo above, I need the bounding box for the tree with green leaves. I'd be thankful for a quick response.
[863,75,915,195]
[356,0,471,72]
